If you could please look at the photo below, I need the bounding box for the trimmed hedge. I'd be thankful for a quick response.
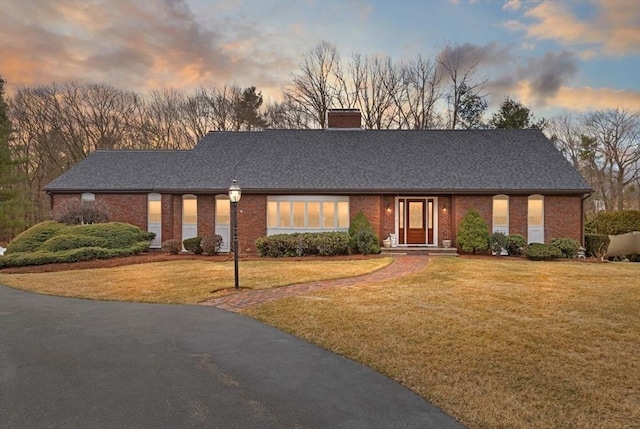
[585,234,610,259]
[550,237,581,259]
[505,234,526,257]
[1,221,153,268]
[183,237,203,254]
[586,210,640,235]
[525,243,563,261]
[41,234,110,252]
[5,221,66,254]
[256,232,350,257]
[0,242,150,269]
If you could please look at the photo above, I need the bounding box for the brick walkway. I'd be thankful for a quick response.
[200,255,429,312]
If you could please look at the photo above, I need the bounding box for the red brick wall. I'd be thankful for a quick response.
[51,193,147,230]
[453,195,493,242]
[510,196,528,238]
[351,195,383,241]
[380,195,395,240]
[198,195,215,237]
[438,196,453,244]
[451,194,584,245]
[237,194,267,254]
[327,110,362,128]
[51,192,585,251]
[545,195,583,242]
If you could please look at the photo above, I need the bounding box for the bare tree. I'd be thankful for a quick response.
[584,108,640,211]
[547,112,584,169]
[437,43,487,129]
[264,99,311,129]
[348,54,398,129]
[285,40,342,128]
[392,55,444,129]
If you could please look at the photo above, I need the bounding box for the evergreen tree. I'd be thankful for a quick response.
[489,97,545,129]
[0,76,29,243]
[235,86,267,130]
[456,208,490,254]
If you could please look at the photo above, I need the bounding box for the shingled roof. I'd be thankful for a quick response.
[45,129,592,195]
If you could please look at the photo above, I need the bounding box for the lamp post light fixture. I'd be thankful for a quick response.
[228,180,242,290]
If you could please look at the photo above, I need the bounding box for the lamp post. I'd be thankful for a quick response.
[228,180,242,290]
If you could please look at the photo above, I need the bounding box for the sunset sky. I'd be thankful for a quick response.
[1,0,639,117]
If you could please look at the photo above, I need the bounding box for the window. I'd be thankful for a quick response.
[528,195,544,226]
[492,195,509,233]
[267,196,350,234]
[215,197,230,225]
[148,193,162,224]
[182,194,197,225]
[81,193,95,201]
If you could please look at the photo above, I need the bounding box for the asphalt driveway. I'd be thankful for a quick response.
[0,285,464,429]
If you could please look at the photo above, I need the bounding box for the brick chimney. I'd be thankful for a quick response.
[326,109,362,129]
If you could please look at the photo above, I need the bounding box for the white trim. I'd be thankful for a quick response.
[182,194,198,251]
[215,194,231,252]
[147,193,162,248]
[394,196,439,246]
[528,194,545,244]
[492,194,509,234]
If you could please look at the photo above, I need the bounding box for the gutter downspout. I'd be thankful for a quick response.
[581,193,591,246]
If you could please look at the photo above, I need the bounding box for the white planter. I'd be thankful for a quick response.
[442,240,451,248]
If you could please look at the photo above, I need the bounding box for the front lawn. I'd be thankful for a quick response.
[245,257,640,429]
[0,258,392,303]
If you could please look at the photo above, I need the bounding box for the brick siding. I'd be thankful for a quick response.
[50,191,585,253]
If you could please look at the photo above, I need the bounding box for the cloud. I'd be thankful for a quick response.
[512,81,640,113]
[436,42,512,78]
[521,0,640,56]
[519,51,578,102]
[0,0,294,95]
[503,0,522,12]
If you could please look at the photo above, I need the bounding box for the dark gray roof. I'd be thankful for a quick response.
[45,129,592,194]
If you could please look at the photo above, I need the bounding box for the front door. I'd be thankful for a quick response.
[398,198,436,245]
[406,200,426,244]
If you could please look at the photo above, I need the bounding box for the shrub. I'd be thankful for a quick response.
[0,221,152,268]
[585,234,610,259]
[6,221,66,254]
[505,234,526,256]
[70,223,155,248]
[525,243,563,261]
[550,237,581,258]
[183,236,203,254]
[348,211,379,253]
[0,242,151,269]
[201,234,224,255]
[456,209,490,254]
[585,210,640,235]
[41,234,109,252]
[355,229,381,255]
[627,254,640,262]
[162,239,182,255]
[256,232,350,257]
[52,199,111,225]
[489,232,508,255]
